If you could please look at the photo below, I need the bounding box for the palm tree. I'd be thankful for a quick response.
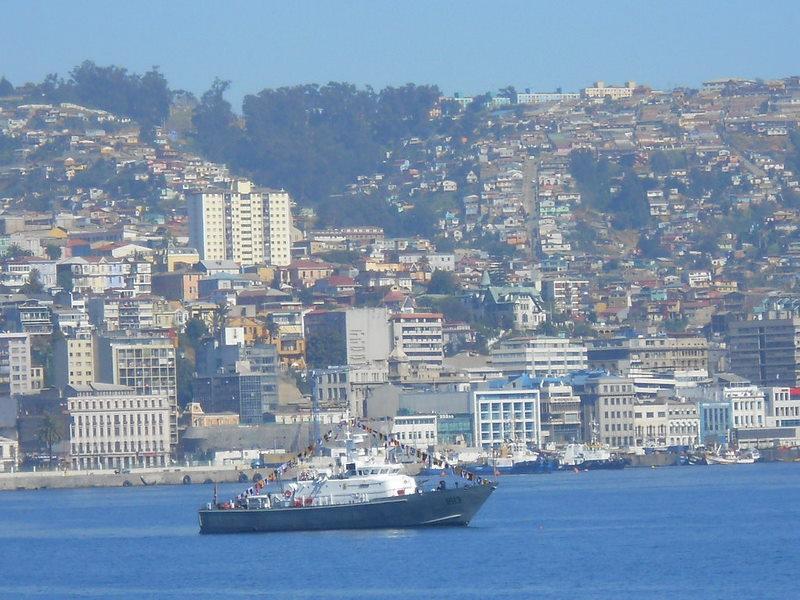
[212,301,230,339]
[37,414,62,469]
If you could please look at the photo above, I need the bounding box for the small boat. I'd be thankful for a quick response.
[557,443,628,471]
[705,447,759,465]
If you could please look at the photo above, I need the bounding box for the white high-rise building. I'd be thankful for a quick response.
[263,189,293,267]
[0,332,33,395]
[188,180,292,267]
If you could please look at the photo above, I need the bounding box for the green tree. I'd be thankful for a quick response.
[20,269,45,294]
[306,323,346,368]
[44,244,62,260]
[37,414,63,469]
[57,269,73,292]
[4,244,33,259]
[427,270,461,295]
[185,318,209,348]
[0,76,13,96]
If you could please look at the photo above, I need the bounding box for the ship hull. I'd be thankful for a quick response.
[198,484,495,534]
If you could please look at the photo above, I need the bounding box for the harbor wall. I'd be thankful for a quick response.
[0,466,273,492]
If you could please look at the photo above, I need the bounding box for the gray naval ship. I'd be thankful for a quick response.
[199,442,495,534]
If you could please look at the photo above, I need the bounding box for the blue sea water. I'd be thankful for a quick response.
[1,464,798,599]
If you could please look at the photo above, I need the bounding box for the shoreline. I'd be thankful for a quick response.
[0,465,273,492]
[3,457,799,492]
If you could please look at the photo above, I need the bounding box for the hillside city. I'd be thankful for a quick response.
[3,71,800,474]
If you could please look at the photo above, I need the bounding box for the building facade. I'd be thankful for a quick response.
[53,329,95,392]
[490,336,588,378]
[472,379,542,449]
[728,313,800,387]
[390,312,444,370]
[188,180,293,267]
[95,333,177,447]
[67,383,171,470]
[0,332,32,395]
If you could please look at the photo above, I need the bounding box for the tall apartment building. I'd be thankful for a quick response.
[53,329,95,392]
[263,190,293,267]
[728,312,800,387]
[95,333,177,447]
[490,336,588,378]
[389,312,444,369]
[67,383,171,470]
[0,332,33,395]
[188,180,292,267]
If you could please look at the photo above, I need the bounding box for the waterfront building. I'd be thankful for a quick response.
[472,377,542,449]
[537,378,582,443]
[764,387,800,427]
[719,374,766,429]
[66,383,171,470]
[570,373,635,448]
[391,414,438,448]
[193,341,278,424]
[633,400,669,447]
[0,435,18,472]
[666,401,700,447]
[0,332,33,395]
[490,336,588,378]
[182,402,240,428]
[188,180,293,267]
[699,401,733,445]
[192,372,276,425]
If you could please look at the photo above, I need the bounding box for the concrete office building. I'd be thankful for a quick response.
[346,308,392,365]
[728,312,800,387]
[391,414,438,449]
[472,378,542,449]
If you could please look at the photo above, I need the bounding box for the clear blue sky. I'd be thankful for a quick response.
[2,0,799,108]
